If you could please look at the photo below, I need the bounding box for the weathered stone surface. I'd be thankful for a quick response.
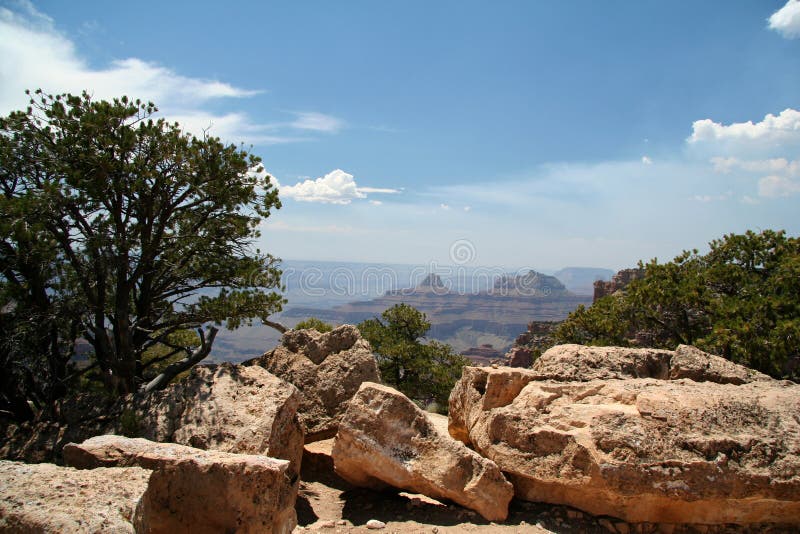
[244,325,381,442]
[533,344,772,384]
[449,365,800,525]
[333,382,513,521]
[135,363,303,482]
[0,459,149,533]
[63,435,297,534]
[448,366,538,444]
[669,344,772,384]
[533,344,674,381]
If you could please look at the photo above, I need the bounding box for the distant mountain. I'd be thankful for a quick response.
[284,270,591,356]
[552,267,615,295]
[205,262,604,363]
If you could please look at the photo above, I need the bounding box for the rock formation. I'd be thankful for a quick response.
[333,382,514,522]
[244,325,381,442]
[449,345,800,525]
[0,460,150,532]
[593,268,644,301]
[503,346,533,368]
[135,363,304,483]
[63,435,297,533]
[492,270,569,297]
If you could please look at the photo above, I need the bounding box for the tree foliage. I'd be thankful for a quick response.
[358,303,468,410]
[0,90,283,418]
[554,230,800,379]
[294,317,333,333]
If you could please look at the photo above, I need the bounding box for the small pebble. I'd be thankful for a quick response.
[318,520,336,529]
[336,520,347,526]
[366,519,386,530]
[432,528,439,533]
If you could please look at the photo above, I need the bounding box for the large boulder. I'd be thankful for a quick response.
[244,325,381,442]
[532,343,772,383]
[0,459,150,532]
[449,355,800,525]
[333,382,514,522]
[64,435,297,534]
[135,362,304,484]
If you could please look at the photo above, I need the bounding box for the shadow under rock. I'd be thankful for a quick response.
[340,487,489,527]
[295,494,319,527]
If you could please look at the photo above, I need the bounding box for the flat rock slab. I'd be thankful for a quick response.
[0,459,149,533]
[333,382,513,522]
[245,325,381,442]
[449,364,800,525]
[64,435,297,534]
[135,362,304,483]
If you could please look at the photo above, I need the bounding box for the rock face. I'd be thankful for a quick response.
[135,362,304,483]
[333,382,513,522]
[0,459,149,533]
[504,346,533,368]
[244,325,381,442]
[63,435,297,534]
[449,345,800,525]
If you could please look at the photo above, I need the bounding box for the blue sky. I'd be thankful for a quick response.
[1,0,799,270]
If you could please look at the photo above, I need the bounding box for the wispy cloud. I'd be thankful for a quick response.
[768,0,800,39]
[358,186,401,194]
[0,2,339,145]
[758,175,800,197]
[711,157,799,176]
[289,111,344,133]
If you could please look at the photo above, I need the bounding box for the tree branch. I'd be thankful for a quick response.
[142,326,218,394]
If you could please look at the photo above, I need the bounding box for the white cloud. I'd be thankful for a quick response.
[289,111,344,133]
[688,109,800,145]
[369,200,383,206]
[463,206,472,212]
[769,0,800,39]
[279,169,400,205]
[758,175,800,197]
[641,156,653,165]
[439,203,450,210]
[0,3,339,145]
[281,169,364,204]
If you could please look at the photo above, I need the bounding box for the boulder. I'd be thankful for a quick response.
[244,325,381,442]
[532,343,772,383]
[333,382,513,522]
[135,362,304,483]
[0,459,149,533]
[532,344,673,381]
[64,435,297,534]
[669,344,772,384]
[449,364,800,525]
